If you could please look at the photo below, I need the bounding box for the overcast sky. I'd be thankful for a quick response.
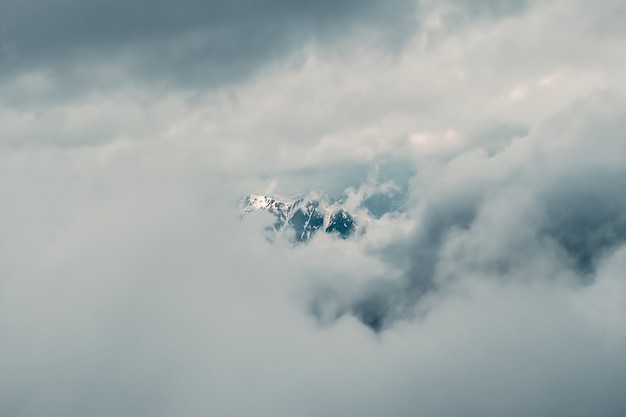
[2,0,626,416]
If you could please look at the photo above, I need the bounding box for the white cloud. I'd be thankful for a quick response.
[509,86,527,101]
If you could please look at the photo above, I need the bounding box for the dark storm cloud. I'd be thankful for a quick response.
[0,0,417,90]
[0,0,539,96]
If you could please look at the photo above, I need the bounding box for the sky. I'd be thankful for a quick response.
[1,0,626,416]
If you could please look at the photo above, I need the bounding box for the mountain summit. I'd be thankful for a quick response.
[240,194,356,242]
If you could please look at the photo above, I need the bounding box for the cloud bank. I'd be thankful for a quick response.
[1,0,626,416]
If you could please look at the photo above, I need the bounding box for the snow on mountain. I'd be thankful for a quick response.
[240,194,356,242]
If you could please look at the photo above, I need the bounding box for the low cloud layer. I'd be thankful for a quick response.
[302,92,626,332]
[1,0,626,416]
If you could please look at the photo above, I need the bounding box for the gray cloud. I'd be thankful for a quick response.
[451,0,530,17]
[305,91,626,332]
[0,0,417,94]
[0,0,543,102]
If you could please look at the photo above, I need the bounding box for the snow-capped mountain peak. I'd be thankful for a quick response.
[240,194,356,242]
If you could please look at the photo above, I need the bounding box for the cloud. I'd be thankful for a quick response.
[0,0,417,95]
[2,0,626,416]
[312,90,626,329]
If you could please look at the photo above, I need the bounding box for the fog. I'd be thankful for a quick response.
[1,0,626,415]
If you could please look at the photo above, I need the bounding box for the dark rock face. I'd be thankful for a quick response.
[325,209,356,237]
[288,201,325,242]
